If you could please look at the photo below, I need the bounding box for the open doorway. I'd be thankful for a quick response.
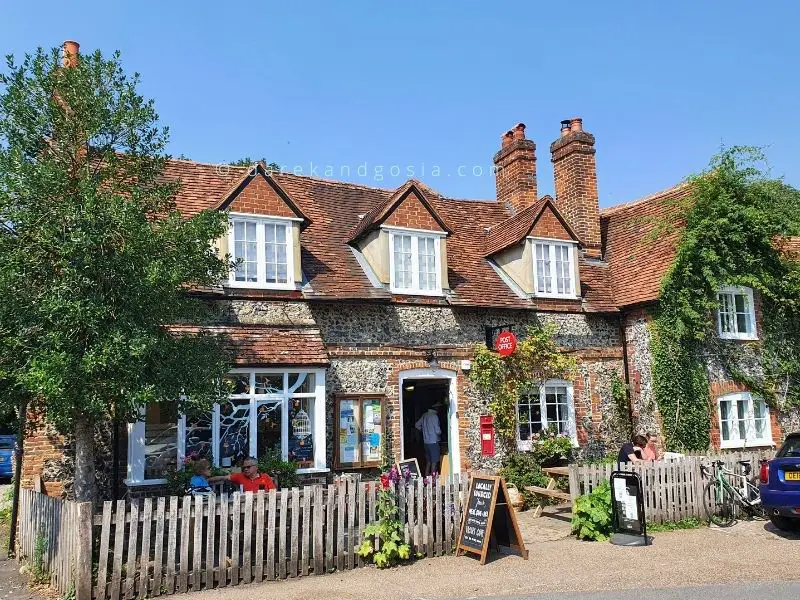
[401,378,450,476]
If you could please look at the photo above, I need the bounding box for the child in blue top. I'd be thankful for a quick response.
[189,459,213,494]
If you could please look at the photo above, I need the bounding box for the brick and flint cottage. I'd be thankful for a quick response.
[22,115,800,498]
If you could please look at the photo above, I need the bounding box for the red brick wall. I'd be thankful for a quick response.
[22,417,67,497]
[384,191,444,232]
[228,174,297,218]
[530,206,573,241]
[493,140,537,216]
[550,131,602,258]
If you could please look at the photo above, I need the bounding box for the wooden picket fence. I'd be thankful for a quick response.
[16,474,469,600]
[17,488,93,598]
[568,451,768,524]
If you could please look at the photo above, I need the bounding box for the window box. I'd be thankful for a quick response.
[335,395,385,469]
[717,286,757,340]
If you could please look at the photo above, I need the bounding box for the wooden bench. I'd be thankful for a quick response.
[525,466,571,517]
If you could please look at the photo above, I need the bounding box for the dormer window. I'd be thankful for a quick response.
[228,214,295,289]
[532,239,577,298]
[718,286,757,340]
[386,227,443,295]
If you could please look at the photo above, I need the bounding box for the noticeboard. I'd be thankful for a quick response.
[456,475,528,564]
[396,458,421,479]
[610,471,649,544]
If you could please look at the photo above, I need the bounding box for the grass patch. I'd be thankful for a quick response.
[646,517,706,532]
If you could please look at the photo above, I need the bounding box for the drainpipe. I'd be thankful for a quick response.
[619,318,635,438]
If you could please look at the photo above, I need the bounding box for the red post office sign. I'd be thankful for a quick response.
[495,331,517,356]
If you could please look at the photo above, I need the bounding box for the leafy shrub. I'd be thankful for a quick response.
[165,469,193,496]
[357,474,411,568]
[571,481,612,541]
[258,446,299,490]
[647,517,705,532]
[529,426,574,466]
[500,452,549,509]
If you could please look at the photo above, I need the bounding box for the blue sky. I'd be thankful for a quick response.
[2,1,798,207]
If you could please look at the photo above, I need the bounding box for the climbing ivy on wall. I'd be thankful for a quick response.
[470,323,577,446]
[650,147,800,451]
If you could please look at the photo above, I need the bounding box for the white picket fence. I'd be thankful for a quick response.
[568,451,769,523]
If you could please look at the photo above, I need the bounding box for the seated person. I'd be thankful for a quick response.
[618,435,648,464]
[209,456,276,493]
[640,432,661,461]
[189,459,213,494]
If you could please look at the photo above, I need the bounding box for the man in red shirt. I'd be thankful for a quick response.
[211,457,276,492]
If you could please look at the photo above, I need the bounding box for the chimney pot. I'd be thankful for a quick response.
[502,130,514,147]
[513,123,526,140]
[62,40,80,68]
[569,117,583,133]
[560,119,571,137]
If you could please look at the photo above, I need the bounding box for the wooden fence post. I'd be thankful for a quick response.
[75,502,93,600]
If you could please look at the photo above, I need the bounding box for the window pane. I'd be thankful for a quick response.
[544,386,569,435]
[265,223,289,284]
[361,398,383,463]
[393,234,413,289]
[735,293,751,334]
[753,399,767,438]
[737,400,747,440]
[288,372,315,394]
[718,293,734,333]
[256,400,282,459]
[233,220,259,282]
[535,243,552,293]
[555,245,572,295]
[226,374,250,395]
[418,237,437,291]
[339,399,361,465]
[218,399,251,467]
[720,400,732,441]
[144,403,178,480]
[289,397,314,468]
[255,373,284,394]
[185,410,213,462]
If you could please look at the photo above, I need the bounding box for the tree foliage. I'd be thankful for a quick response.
[0,46,233,499]
[651,147,800,450]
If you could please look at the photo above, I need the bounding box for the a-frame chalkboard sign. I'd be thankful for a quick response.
[455,475,528,564]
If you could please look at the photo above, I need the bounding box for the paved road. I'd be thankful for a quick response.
[478,581,800,600]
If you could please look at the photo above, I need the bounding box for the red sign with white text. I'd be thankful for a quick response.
[495,331,517,356]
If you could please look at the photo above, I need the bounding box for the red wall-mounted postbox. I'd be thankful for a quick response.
[480,415,495,457]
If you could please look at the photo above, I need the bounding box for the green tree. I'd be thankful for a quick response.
[0,45,233,501]
[228,156,280,173]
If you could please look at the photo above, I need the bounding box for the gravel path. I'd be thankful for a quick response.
[189,518,800,600]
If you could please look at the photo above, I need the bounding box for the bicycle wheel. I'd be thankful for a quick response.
[704,480,736,527]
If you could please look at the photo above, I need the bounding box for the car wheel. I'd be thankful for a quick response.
[769,514,800,532]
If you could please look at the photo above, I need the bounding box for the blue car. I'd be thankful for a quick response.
[760,432,800,531]
[0,435,15,480]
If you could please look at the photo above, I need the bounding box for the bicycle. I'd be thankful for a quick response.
[700,459,765,527]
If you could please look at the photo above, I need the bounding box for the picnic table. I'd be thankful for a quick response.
[525,465,571,517]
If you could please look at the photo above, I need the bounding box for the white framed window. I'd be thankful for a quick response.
[385,227,443,295]
[126,368,327,485]
[717,286,757,340]
[516,380,577,450]
[717,392,772,448]
[531,239,577,298]
[228,214,296,289]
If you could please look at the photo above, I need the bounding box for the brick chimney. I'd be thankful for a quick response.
[62,40,80,68]
[493,123,536,215]
[550,117,602,258]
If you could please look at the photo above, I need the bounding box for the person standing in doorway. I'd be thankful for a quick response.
[416,403,442,476]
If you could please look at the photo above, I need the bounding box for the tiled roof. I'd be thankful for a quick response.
[347,179,452,242]
[601,183,691,307]
[165,159,633,312]
[171,325,329,366]
[483,196,580,257]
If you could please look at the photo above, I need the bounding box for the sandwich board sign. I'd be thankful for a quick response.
[610,470,650,546]
[456,475,528,564]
